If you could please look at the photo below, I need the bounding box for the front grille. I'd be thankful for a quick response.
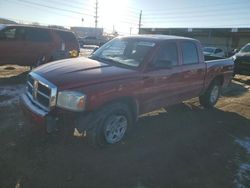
[38,83,51,96]
[26,72,57,111]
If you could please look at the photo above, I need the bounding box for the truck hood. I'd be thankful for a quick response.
[33,57,138,90]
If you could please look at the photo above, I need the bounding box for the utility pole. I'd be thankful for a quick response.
[138,10,142,34]
[94,0,98,28]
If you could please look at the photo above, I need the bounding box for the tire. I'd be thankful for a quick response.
[199,80,221,108]
[31,55,46,69]
[87,103,133,147]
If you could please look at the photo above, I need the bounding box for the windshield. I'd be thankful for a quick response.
[240,44,250,53]
[203,47,215,53]
[90,38,155,68]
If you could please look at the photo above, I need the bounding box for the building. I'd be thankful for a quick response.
[140,27,250,53]
[70,27,103,38]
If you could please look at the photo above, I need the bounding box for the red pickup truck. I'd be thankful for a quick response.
[20,35,234,146]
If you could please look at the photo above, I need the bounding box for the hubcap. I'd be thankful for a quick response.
[210,85,219,104]
[104,115,128,144]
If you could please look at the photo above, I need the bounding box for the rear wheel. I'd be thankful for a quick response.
[87,103,133,147]
[35,55,46,66]
[199,80,221,108]
[30,55,46,69]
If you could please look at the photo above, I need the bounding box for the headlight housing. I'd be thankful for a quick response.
[57,91,86,111]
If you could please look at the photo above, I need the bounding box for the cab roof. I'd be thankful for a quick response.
[1,24,72,32]
[119,34,198,42]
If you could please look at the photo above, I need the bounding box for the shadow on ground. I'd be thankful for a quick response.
[1,103,250,188]
[233,76,250,86]
[0,71,29,85]
[222,82,248,97]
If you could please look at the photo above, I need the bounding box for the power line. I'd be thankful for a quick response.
[8,0,81,20]
[142,13,250,24]
[143,0,249,13]
[143,7,250,18]
[42,0,95,15]
[17,0,95,17]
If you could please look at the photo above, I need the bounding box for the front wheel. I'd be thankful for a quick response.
[199,80,221,108]
[87,103,133,147]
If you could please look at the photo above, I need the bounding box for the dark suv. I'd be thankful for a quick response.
[0,24,80,67]
[233,43,250,75]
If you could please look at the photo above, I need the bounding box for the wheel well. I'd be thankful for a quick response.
[213,75,224,85]
[102,97,138,122]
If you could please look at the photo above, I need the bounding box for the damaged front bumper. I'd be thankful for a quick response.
[20,93,93,134]
[20,94,58,133]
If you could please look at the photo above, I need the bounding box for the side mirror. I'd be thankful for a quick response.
[90,47,99,55]
[233,49,238,53]
[93,47,99,52]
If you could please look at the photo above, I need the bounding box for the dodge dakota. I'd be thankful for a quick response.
[20,35,234,146]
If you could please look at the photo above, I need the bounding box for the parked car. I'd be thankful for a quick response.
[78,36,107,47]
[0,24,80,67]
[20,35,234,146]
[232,43,250,75]
[203,47,225,57]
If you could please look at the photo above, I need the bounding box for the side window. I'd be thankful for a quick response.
[57,31,76,42]
[26,28,51,42]
[0,27,16,40]
[154,42,178,68]
[181,42,199,65]
[0,27,26,41]
[4,28,16,39]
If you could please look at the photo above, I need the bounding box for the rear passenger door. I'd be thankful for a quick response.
[179,41,206,100]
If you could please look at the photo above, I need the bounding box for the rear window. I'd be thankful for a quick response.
[56,31,76,42]
[26,28,52,42]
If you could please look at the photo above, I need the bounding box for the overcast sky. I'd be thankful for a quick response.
[0,0,250,35]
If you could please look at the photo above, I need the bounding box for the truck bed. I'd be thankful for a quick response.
[204,55,234,90]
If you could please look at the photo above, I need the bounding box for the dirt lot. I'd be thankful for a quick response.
[0,60,250,188]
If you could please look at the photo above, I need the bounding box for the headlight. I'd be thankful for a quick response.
[57,91,86,111]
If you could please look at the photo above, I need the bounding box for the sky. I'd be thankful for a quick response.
[0,0,250,35]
